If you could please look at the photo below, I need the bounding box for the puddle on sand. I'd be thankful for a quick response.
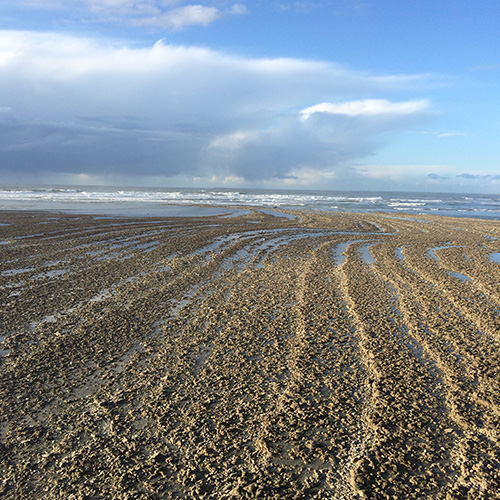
[331,240,377,266]
[14,233,45,240]
[29,314,60,331]
[0,335,10,357]
[43,260,65,267]
[395,247,405,262]
[130,241,160,252]
[332,240,365,266]
[32,269,69,280]
[489,252,500,264]
[257,209,299,221]
[95,252,133,262]
[195,233,245,256]
[168,284,201,318]
[1,267,35,277]
[427,244,462,261]
[448,271,471,282]
[358,242,376,265]
[89,289,113,302]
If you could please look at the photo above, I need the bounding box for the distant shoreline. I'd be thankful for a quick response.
[1,185,500,219]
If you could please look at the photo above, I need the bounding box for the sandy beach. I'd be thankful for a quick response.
[1,208,500,499]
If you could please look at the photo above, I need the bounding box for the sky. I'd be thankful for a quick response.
[0,1,499,193]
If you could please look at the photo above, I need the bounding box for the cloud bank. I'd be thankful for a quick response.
[0,30,436,186]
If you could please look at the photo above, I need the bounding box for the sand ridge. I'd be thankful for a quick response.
[1,209,500,499]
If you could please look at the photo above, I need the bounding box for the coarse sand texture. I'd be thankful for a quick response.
[1,209,500,499]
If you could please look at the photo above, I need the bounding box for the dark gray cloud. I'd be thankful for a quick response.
[0,117,204,176]
[457,173,490,179]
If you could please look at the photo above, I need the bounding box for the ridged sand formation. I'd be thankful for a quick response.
[1,209,500,499]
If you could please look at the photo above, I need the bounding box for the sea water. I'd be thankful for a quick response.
[0,185,499,219]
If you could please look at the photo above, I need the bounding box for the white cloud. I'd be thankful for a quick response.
[10,1,247,28]
[135,5,223,29]
[85,0,158,10]
[208,130,256,150]
[0,30,437,186]
[230,3,248,15]
[436,132,466,137]
[300,99,429,121]
[222,175,245,184]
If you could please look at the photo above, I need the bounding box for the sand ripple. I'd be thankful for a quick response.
[1,209,500,498]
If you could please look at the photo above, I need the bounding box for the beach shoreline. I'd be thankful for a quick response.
[2,186,500,220]
[1,209,500,498]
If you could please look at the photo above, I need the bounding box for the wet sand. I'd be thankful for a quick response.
[1,209,500,499]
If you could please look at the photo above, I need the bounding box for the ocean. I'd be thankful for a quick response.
[1,185,500,219]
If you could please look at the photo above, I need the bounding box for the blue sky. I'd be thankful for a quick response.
[0,0,499,192]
